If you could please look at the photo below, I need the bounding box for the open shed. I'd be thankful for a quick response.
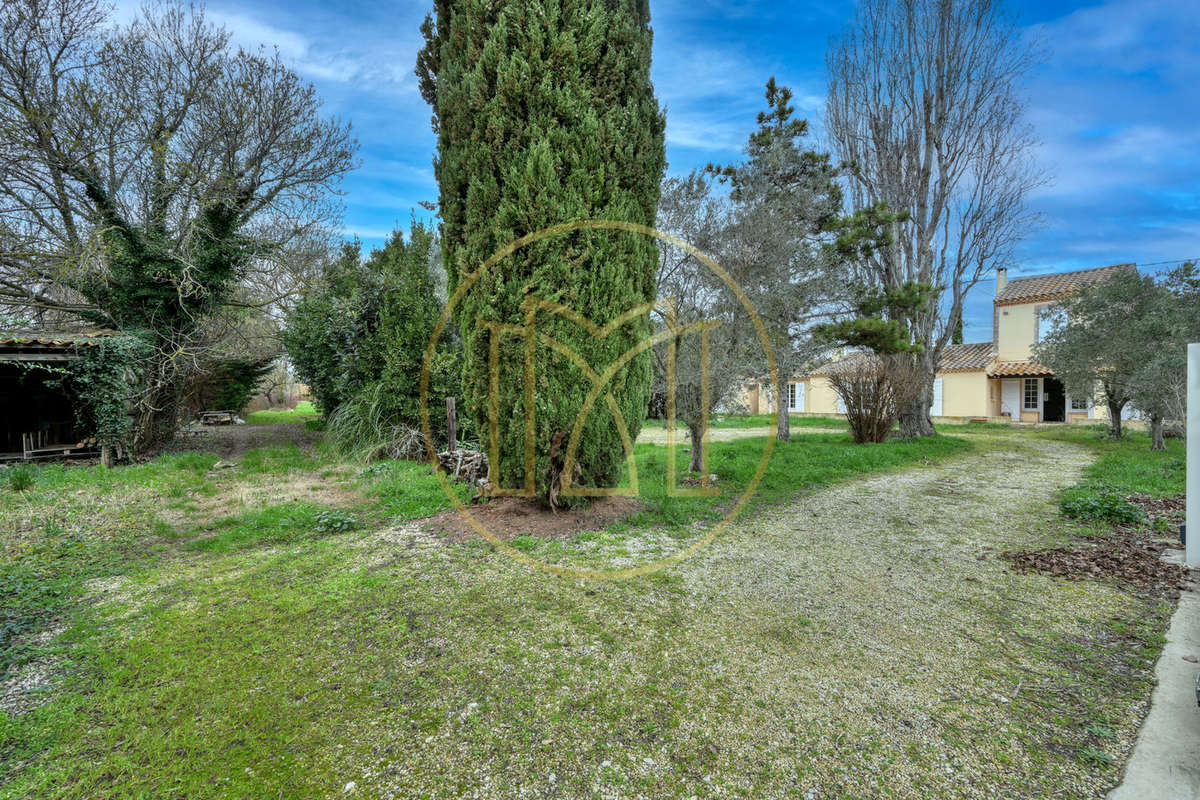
[0,331,110,461]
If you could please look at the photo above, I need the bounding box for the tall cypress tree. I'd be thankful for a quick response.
[417,0,666,505]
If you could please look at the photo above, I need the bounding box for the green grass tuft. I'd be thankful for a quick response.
[3,463,37,492]
[245,401,321,425]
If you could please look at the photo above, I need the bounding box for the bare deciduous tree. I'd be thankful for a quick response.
[826,0,1042,436]
[827,354,924,443]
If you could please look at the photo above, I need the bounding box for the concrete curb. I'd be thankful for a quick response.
[1109,556,1200,799]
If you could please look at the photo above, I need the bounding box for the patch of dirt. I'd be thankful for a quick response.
[0,624,65,717]
[163,423,322,459]
[423,495,643,544]
[184,471,364,523]
[1003,529,1193,599]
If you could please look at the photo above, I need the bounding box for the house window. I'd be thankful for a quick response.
[787,383,797,410]
[1070,396,1089,411]
[1023,378,1040,410]
[1039,306,1067,342]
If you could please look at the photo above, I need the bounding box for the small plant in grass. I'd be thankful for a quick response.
[314,510,357,534]
[1079,745,1116,768]
[1060,491,1145,525]
[511,535,537,552]
[4,464,37,492]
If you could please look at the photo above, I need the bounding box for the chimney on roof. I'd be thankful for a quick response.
[996,267,1008,294]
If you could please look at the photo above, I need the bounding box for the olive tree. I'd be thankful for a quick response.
[652,172,754,473]
[1034,269,1171,444]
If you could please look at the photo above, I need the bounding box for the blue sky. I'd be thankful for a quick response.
[183,0,1198,341]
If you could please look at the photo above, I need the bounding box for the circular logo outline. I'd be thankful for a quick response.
[419,219,779,581]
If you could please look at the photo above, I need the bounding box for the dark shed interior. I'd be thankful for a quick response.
[0,364,79,457]
[0,332,104,460]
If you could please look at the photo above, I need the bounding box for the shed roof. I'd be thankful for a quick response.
[937,342,994,372]
[995,264,1135,306]
[0,330,116,348]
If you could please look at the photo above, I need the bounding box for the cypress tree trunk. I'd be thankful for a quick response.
[419,0,666,505]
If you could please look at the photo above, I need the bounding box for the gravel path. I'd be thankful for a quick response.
[656,433,1147,799]
[635,424,847,444]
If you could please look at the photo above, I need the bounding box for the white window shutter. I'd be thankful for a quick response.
[930,378,944,417]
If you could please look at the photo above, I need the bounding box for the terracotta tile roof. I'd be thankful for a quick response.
[987,360,1054,377]
[995,264,1135,306]
[0,330,116,348]
[807,351,878,377]
[937,342,993,372]
[807,342,994,377]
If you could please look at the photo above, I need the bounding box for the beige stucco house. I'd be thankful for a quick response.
[742,263,1135,423]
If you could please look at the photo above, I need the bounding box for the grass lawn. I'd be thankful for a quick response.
[245,400,322,425]
[1035,424,1186,497]
[0,426,1178,798]
[643,413,849,429]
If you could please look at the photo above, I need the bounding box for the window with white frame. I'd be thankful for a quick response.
[1070,395,1089,411]
[787,382,797,410]
[1023,378,1040,410]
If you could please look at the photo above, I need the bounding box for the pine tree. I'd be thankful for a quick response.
[417,0,665,504]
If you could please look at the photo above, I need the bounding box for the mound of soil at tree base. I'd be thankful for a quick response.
[423,495,644,545]
[1003,525,1192,600]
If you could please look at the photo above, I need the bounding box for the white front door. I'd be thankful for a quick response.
[788,382,805,412]
[930,378,944,417]
[1001,380,1019,417]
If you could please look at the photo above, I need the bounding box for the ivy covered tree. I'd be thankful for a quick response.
[0,1,356,452]
[417,0,666,505]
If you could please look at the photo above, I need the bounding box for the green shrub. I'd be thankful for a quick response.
[4,463,36,492]
[1060,491,1145,525]
[282,224,459,439]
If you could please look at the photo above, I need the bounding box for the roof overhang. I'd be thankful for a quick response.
[987,361,1054,378]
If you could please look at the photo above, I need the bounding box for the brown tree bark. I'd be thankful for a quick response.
[899,373,936,438]
[1150,414,1165,451]
[776,395,790,442]
[688,423,704,473]
[1105,396,1125,439]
